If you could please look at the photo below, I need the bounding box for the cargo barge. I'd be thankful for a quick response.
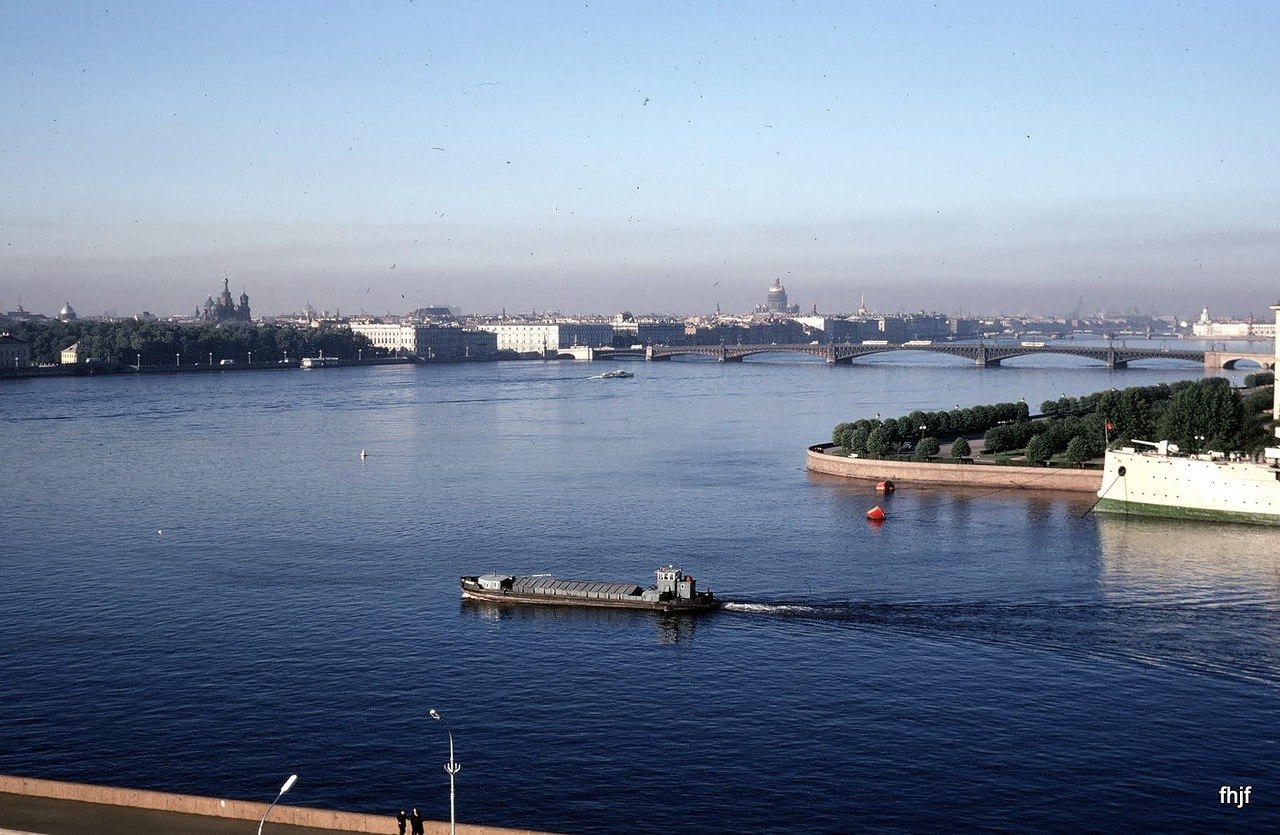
[460,565,720,613]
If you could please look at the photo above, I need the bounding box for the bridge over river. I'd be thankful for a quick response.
[615,343,1276,370]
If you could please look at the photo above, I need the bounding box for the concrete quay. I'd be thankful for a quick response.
[0,775,547,835]
[806,444,1102,493]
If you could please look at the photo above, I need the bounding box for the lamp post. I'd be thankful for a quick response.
[136,352,141,370]
[1194,433,1206,454]
[176,352,180,367]
[208,351,213,366]
[429,708,460,835]
[257,774,297,835]
[249,350,253,365]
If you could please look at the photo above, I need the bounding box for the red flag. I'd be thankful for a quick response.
[1105,421,1115,432]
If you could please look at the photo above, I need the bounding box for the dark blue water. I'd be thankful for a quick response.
[3,353,1277,832]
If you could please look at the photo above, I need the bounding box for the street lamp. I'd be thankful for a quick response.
[176,352,180,367]
[1194,433,1206,453]
[208,351,213,366]
[249,350,253,365]
[429,708,460,835]
[257,774,297,835]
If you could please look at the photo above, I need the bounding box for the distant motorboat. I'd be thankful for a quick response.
[598,369,634,379]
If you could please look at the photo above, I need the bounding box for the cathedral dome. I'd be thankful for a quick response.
[765,280,788,312]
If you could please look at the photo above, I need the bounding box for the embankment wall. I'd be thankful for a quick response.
[0,774,541,835]
[806,445,1101,493]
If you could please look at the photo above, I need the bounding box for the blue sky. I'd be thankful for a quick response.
[2,1,1277,318]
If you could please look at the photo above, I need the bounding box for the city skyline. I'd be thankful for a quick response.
[3,2,1278,318]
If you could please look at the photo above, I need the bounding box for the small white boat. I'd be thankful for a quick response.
[599,369,634,379]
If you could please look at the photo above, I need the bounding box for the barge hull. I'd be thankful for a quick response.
[460,576,721,617]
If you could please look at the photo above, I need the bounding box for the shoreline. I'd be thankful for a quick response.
[805,443,1102,493]
[0,774,543,835]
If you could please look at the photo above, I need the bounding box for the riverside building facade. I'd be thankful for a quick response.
[480,322,615,356]
[0,333,30,368]
[348,322,497,361]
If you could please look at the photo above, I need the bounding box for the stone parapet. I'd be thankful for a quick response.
[806,445,1101,493]
[0,774,544,835]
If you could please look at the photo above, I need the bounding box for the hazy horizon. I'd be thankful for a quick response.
[3,3,1277,320]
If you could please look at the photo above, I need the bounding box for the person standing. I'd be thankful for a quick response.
[410,807,424,835]
[397,809,407,835]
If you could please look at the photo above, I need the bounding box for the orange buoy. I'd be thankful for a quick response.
[866,505,886,522]
[875,480,895,493]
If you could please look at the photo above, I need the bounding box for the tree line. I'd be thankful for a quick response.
[6,320,379,366]
[832,378,1275,465]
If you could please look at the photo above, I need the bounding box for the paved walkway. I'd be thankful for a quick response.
[0,791,390,834]
[1,774,544,835]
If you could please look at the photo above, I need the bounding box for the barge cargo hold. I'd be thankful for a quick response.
[460,565,720,613]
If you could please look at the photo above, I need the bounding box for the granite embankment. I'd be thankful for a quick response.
[806,444,1102,493]
[0,774,545,835]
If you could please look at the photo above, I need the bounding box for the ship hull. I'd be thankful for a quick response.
[460,580,720,614]
[1096,448,1280,527]
[1094,496,1280,526]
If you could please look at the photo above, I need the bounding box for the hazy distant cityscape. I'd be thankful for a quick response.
[3,276,1276,363]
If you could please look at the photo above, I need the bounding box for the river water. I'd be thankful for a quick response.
[2,344,1277,832]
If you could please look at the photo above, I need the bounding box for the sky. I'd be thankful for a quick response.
[2,1,1278,319]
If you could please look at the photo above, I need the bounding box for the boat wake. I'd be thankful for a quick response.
[719,597,1280,688]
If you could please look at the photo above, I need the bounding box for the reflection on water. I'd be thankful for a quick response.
[1097,515,1280,595]
[1094,515,1280,685]
[460,599,703,644]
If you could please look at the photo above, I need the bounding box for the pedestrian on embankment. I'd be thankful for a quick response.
[397,808,407,835]
[410,807,424,835]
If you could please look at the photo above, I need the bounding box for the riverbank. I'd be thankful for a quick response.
[0,357,420,380]
[0,775,544,835]
[805,443,1102,493]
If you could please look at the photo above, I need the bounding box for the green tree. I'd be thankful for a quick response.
[866,426,893,458]
[1064,434,1101,464]
[912,437,941,461]
[847,425,872,455]
[1155,378,1246,451]
[950,436,971,458]
[1025,433,1053,464]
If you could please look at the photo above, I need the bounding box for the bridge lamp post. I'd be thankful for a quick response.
[257,774,298,835]
[429,708,460,835]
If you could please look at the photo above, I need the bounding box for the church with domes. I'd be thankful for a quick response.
[197,277,251,323]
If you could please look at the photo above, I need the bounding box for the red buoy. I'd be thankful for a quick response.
[875,480,895,493]
[866,505,886,522]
